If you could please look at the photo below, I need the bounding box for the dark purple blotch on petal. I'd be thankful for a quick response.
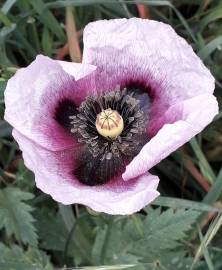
[74,150,125,186]
[54,86,151,186]
[54,99,78,130]
[70,88,150,186]
[123,80,153,118]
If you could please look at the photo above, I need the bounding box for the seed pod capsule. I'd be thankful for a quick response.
[95,108,124,139]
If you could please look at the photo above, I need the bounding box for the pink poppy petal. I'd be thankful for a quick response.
[57,60,97,81]
[4,55,96,151]
[83,18,215,136]
[83,18,218,181]
[13,129,159,215]
[123,94,218,181]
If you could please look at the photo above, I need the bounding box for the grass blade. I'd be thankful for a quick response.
[190,138,216,183]
[192,213,222,269]
[66,6,82,62]
[152,196,220,212]
[203,168,222,205]
[198,36,222,60]
[29,0,65,41]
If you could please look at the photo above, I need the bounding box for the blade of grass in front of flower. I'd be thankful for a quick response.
[190,138,216,183]
[198,229,215,270]
[152,196,220,213]
[66,6,82,62]
[191,212,222,269]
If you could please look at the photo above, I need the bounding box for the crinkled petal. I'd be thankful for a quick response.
[123,94,218,180]
[83,18,216,135]
[83,18,214,95]
[58,60,96,80]
[13,129,159,215]
[83,18,218,180]
[4,55,96,151]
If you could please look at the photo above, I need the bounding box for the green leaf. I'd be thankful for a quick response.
[92,209,199,268]
[0,187,37,246]
[0,243,53,270]
[135,208,200,258]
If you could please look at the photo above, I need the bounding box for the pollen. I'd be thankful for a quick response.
[95,108,124,139]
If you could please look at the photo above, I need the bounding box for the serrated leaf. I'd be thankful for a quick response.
[134,208,200,258]
[0,243,53,270]
[152,251,194,270]
[0,187,37,246]
[92,209,199,269]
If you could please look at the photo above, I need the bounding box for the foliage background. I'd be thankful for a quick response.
[0,0,222,269]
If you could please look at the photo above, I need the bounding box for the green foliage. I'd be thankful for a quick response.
[139,208,199,253]
[91,209,199,269]
[0,187,38,246]
[0,243,53,270]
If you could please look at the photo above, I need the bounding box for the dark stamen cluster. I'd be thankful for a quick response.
[70,88,148,186]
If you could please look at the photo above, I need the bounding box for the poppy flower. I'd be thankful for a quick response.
[4,18,218,215]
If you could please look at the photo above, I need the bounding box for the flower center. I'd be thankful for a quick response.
[68,88,150,186]
[95,108,124,139]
